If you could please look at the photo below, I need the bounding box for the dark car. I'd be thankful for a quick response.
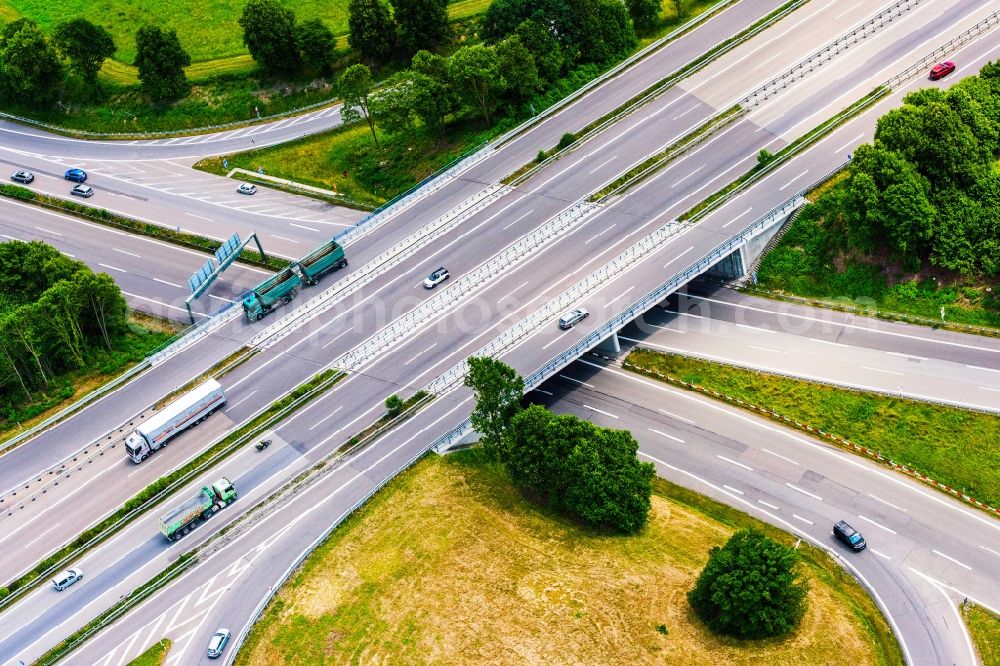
[10,170,34,184]
[71,184,94,198]
[64,168,88,183]
[929,61,955,80]
[833,520,866,551]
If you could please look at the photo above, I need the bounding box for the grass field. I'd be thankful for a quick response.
[196,120,494,207]
[127,639,171,666]
[965,605,1000,666]
[625,349,1000,508]
[235,449,900,665]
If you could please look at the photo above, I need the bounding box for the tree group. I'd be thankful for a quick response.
[842,64,1000,276]
[0,241,129,410]
[688,529,808,639]
[464,357,654,533]
[240,0,336,75]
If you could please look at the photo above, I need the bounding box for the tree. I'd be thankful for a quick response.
[392,0,449,55]
[515,19,563,82]
[385,393,404,415]
[449,44,505,126]
[239,0,300,74]
[0,19,63,105]
[410,50,455,138]
[134,26,191,101]
[464,356,524,460]
[53,19,116,84]
[348,0,396,64]
[496,36,539,103]
[369,73,415,136]
[295,19,334,73]
[339,64,380,146]
[688,529,808,639]
[592,0,637,65]
[626,0,660,33]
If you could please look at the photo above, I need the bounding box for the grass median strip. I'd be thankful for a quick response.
[233,449,900,665]
[125,638,171,666]
[0,369,344,608]
[0,184,288,271]
[964,604,1000,666]
[624,348,1000,510]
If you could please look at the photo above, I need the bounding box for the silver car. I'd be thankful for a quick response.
[559,308,589,329]
[207,628,230,658]
[53,567,83,591]
[10,170,34,184]
[236,183,257,195]
[71,184,94,198]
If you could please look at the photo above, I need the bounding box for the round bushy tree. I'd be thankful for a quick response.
[688,529,808,639]
[239,0,300,73]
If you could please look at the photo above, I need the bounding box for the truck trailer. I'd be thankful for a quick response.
[296,239,347,285]
[159,478,237,541]
[242,267,301,322]
[124,379,227,463]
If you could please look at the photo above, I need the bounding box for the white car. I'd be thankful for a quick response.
[423,267,449,289]
[53,567,83,591]
[236,183,257,195]
[207,628,230,658]
[558,308,589,329]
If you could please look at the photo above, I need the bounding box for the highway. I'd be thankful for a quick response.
[1,0,999,663]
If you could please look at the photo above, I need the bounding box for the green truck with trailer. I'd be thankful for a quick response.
[159,478,237,541]
[243,267,301,321]
[296,239,347,285]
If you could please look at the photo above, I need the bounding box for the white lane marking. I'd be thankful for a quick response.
[672,104,700,120]
[584,224,616,244]
[722,484,744,495]
[508,280,530,296]
[588,155,618,174]
[862,366,904,376]
[34,226,62,236]
[541,334,567,351]
[858,514,897,535]
[808,337,849,347]
[930,549,972,570]
[758,499,779,510]
[309,405,344,431]
[778,170,808,190]
[870,548,892,560]
[980,546,1000,558]
[533,389,553,396]
[886,351,926,361]
[186,212,212,221]
[290,223,319,232]
[671,165,705,187]
[792,514,814,525]
[868,493,907,513]
[584,404,619,420]
[152,277,183,289]
[966,364,1000,373]
[748,344,784,353]
[270,234,299,243]
[908,568,979,666]
[226,390,258,412]
[761,448,799,465]
[114,248,141,258]
[604,287,635,308]
[785,482,822,501]
[737,323,774,334]
[321,328,352,350]
[835,133,865,154]
[648,428,684,443]
[663,246,694,268]
[122,291,189,313]
[657,408,694,424]
[721,206,754,230]
[717,455,752,471]
[98,263,127,273]
[23,524,59,549]
[559,374,593,388]
[981,386,1000,392]
[403,342,437,366]
[502,209,534,230]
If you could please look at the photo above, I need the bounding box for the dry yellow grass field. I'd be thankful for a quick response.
[236,450,900,665]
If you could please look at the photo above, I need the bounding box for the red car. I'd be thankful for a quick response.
[929,61,955,80]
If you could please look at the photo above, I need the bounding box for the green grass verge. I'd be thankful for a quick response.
[0,313,176,442]
[196,121,496,208]
[0,183,288,270]
[624,349,1000,509]
[126,638,172,666]
[0,369,343,608]
[965,604,1000,666]
[234,449,901,665]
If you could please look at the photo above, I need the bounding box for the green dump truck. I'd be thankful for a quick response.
[243,267,301,322]
[159,478,237,541]
[296,239,348,286]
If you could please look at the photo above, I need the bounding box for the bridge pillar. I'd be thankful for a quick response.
[595,330,621,356]
[706,247,746,280]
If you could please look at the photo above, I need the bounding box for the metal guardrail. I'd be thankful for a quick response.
[886,9,1000,89]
